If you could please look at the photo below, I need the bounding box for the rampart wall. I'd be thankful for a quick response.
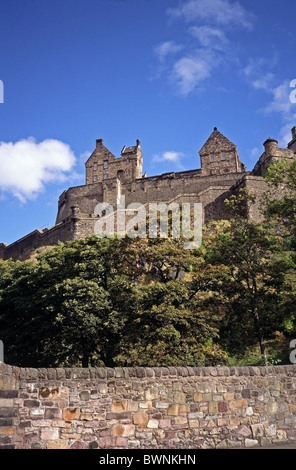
[1,362,296,449]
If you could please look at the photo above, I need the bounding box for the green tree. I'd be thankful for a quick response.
[116,278,226,366]
[204,192,289,364]
[0,237,134,367]
[263,159,296,340]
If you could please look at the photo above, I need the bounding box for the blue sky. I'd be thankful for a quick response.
[0,0,295,244]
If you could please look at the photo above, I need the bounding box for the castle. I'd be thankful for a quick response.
[1,126,296,261]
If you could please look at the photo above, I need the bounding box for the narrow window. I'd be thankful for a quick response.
[103,174,108,180]
[93,175,98,182]
[126,169,130,175]
[221,152,226,160]
[210,153,214,162]
[103,160,108,169]
[93,162,98,171]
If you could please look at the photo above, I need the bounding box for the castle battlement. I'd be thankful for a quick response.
[1,126,295,260]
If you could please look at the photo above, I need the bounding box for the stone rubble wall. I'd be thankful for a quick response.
[0,362,296,449]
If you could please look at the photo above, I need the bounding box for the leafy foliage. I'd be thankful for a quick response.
[1,165,296,367]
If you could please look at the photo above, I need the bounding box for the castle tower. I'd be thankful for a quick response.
[85,139,143,185]
[199,127,245,176]
[252,131,296,176]
[288,126,296,153]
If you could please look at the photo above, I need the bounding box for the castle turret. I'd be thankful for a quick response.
[263,137,278,156]
[252,131,296,176]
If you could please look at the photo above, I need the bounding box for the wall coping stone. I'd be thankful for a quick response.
[1,362,296,383]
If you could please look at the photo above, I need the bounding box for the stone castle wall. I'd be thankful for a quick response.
[1,128,295,261]
[0,216,78,261]
[1,362,296,449]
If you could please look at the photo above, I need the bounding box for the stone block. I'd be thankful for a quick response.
[168,404,179,416]
[189,420,199,429]
[209,401,218,413]
[0,427,16,436]
[218,402,228,413]
[245,438,258,448]
[245,406,253,416]
[173,392,186,404]
[193,393,202,402]
[127,400,138,412]
[111,399,127,412]
[202,393,212,402]
[155,401,170,409]
[0,390,18,399]
[24,400,40,408]
[147,419,159,429]
[63,408,80,420]
[264,424,276,437]
[79,391,90,401]
[223,392,234,401]
[159,419,171,429]
[174,416,187,425]
[60,432,82,439]
[139,401,152,409]
[44,408,62,420]
[133,411,148,427]
[237,425,252,437]
[0,408,17,418]
[99,436,115,448]
[70,441,88,449]
[80,413,105,421]
[111,424,135,437]
[41,428,59,440]
[98,383,108,394]
[229,399,248,410]
[47,440,69,449]
[0,419,13,427]
[116,437,128,447]
[179,404,190,413]
[268,402,278,414]
[276,429,287,440]
[213,394,223,401]
[39,387,68,399]
[229,418,240,427]
[241,389,251,399]
[251,423,264,438]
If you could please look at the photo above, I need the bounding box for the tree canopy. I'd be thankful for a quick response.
[0,160,296,367]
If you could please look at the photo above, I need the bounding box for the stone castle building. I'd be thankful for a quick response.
[1,126,296,260]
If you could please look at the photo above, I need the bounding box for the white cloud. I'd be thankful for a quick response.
[264,81,294,116]
[189,26,228,49]
[167,0,254,29]
[258,80,296,147]
[0,137,76,202]
[153,0,255,96]
[154,41,183,61]
[152,151,186,168]
[172,54,214,95]
[242,55,296,146]
[251,74,274,91]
